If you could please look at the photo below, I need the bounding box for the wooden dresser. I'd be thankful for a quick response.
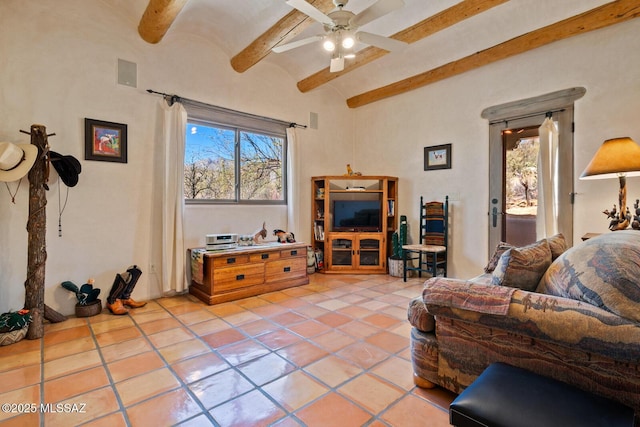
[189,242,309,305]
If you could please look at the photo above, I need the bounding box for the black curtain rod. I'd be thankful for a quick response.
[146,89,307,129]
[489,108,565,125]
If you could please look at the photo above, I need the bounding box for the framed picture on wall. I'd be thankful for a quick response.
[84,118,128,163]
[424,144,451,171]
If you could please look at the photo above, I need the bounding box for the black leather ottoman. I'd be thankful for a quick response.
[449,363,635,427]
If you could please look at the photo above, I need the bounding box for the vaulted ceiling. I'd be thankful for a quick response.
[135,0,639,108]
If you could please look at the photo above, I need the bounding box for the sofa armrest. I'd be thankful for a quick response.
[423,278,640,362]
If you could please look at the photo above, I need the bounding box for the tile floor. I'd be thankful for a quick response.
[0,274,455,427]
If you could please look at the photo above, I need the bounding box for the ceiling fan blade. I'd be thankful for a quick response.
[330,56,345,72]
[272,35,323,53]
[285,0,333,25]
[356,31,407,51]
[350,0,404,27]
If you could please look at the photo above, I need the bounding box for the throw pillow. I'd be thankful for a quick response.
[537,230,640,323]
[491,239,552,291]
[485,242,513,273]
[545,233,568,260]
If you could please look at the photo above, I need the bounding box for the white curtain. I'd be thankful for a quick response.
[286,127,299,237]
[161,100,187,294]
[536,117,559,238]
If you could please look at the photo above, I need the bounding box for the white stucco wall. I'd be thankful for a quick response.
[0,0,354,315]
[353,18,640,278]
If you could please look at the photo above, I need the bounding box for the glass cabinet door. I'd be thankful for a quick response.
[358,236,381,268]
[331,237,354,266]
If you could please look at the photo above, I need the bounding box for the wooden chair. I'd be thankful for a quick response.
[403,196,448,282]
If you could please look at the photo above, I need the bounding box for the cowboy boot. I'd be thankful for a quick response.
[121,265,146,308]
[107,299,128,315]
[107,272,127,306]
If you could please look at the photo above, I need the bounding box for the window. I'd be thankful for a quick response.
[183,103,287,204]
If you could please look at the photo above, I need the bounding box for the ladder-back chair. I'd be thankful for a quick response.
[402,196,448,281]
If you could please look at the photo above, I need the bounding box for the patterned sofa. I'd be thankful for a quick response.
[407,230,640,416]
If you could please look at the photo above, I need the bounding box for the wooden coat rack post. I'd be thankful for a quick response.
[23,124,65,339]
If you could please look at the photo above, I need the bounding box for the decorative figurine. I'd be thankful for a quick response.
[253,222,267,244]
[633,199,640,230]
[274,229,296,243]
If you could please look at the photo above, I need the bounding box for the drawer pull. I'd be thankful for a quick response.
[236,274,245,280]
[261,253,269,259]
[227,258,236,264]
[291,250,297,256]
[283,266,291,272]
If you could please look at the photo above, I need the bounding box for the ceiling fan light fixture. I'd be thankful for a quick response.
[323,37,336,52]
[342,35,355,49]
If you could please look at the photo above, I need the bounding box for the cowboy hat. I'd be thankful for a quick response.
[0,142,38,182]
[50,151,81,187]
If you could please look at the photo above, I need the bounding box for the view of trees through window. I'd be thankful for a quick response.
[184,121,285,202]
[505,136,540,215]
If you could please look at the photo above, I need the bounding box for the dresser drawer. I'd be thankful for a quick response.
[280,247,306,258]
[213,264,264,292]
[213,254,250,268]
[250,251,280,263]
[265,257,306,283]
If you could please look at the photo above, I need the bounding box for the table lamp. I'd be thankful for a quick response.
[580,137,640,230]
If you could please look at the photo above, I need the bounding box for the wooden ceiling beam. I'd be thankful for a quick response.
[231,0,336,73]
[138,0,188,44]
[347,0,640,108]
[297,0,509,93]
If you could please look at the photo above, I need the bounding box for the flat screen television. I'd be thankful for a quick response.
[333,200,381,231]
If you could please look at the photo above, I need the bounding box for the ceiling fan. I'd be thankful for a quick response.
[273,0,408,72]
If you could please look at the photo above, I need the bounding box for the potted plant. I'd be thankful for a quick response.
[61,279,102,317]
[388,215,407,277]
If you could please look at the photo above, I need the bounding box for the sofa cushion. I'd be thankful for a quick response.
[484,242,513,273]
[408,297,435,332]
[491,239,552,291]
[537,230,640,323]
[546,233,568,260]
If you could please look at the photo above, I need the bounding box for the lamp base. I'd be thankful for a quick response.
[603,175,630,230]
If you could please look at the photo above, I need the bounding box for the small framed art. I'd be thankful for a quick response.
[84,118,127,163]
[424,144,451,171]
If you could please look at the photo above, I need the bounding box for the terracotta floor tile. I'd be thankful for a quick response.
[315,312,352,328]
[44,336,96,362]
[262,370,328,411]
[256,329,303,350]
[292,305,329,318]
[0,335,41,358]
[126,388,202,426]
[138,317,182,335]
[108,351,166,383]
[0,364,40,394]
[209,389,286,427]
[269,311,307,326]
[164,301,205,315]
[249,303,290,317]
[296,392,372,427]
[316,299,350,311]
[236,295,271,309]
[0,384,40,422]
[172,353,229,384]
[0,412,39,427]
[206,302,246,317]
[412,385,457,411]
[100,337,153,363]
[276,341,328,367]
[177,414,216,426]
[94,325,142,347]
[339,373,404,414]
[202,328,246,348]
[223,310,262,326]
[235,319,279,337]
[337,304,374,319]
[158,338,210,364]
[116,367,180,406]
[260,291,290,303]
[336,342,390,369]
[286,319,331,338]
[217,339,270,365]
[176,308,218,325]
[0,349,41,373]
[147,326,194,348]
[382,393,450,427]
[304,355,363,388]
[338,319,380,339]
[312,330,356,352]
[44,366,110,402]
[90,316,135,335]
[238,352,296,386]
[129,309,173,324]
[362,312,402,329]
[43,386,119,427]
[365,330,410,353]
[189,318,230,336]
[43,324,91,346]
[81,411,128,427]
[371,356,415,391]
[43,349,103,380]
[189,368,254,409]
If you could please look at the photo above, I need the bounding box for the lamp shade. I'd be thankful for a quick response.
[580,137,640,180]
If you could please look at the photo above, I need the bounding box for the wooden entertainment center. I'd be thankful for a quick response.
[312,175,398,274]
[189,242,309,305]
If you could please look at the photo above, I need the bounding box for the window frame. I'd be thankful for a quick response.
[183,103,288,205]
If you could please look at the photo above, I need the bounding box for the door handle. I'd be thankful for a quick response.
[492,207,498,227]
